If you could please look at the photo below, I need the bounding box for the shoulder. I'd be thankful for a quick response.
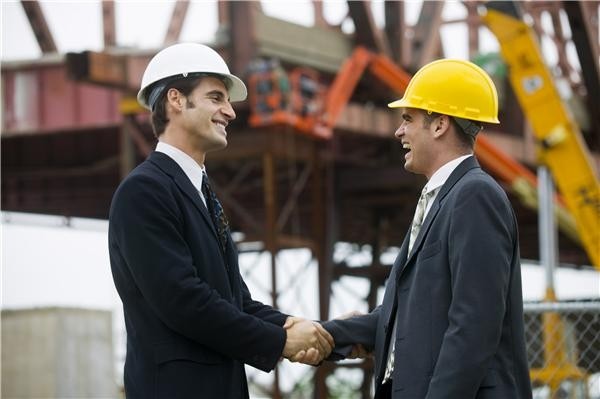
[457,168,507,199]
[110,159,175,214]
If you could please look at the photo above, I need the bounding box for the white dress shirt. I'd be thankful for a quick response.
[155,141,208,206]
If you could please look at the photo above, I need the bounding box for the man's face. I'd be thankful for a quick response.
[181,76,236,153]
[394,108,438,178]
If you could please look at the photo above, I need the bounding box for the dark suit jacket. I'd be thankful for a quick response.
[109,152,288,399]
[325,156,532,399]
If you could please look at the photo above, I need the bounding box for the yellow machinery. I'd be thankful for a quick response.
[483,4,600,269]
[482,2,599,396]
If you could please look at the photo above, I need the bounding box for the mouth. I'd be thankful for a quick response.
[402,142,411,160]
[213,120,228,134]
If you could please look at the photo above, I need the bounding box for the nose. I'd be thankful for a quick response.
[394,124,404,140]
[222,101,236,120]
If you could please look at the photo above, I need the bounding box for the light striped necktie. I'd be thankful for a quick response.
[382,186,435,384]
[408,187,435,252]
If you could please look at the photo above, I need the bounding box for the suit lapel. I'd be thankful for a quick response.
[148,152,220,240]
[400,156,480,274]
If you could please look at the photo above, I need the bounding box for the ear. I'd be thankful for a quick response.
[432,114,451,138]
[166,88,184,113]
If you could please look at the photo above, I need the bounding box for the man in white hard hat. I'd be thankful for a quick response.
[108,43,333,398]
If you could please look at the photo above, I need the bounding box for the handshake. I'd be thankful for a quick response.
[281,312,370,366]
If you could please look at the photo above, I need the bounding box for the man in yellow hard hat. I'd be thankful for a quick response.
[318,59,532,398]
[108,43,333,398]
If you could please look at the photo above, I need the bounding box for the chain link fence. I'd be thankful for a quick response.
[524,301,600,399]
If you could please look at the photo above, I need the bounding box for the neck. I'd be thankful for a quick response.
[160,128,206,166]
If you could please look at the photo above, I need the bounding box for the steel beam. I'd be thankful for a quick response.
[347,1,391,56]
[227,1,259,76]
[563,1,600,147]
[102,1,116,48]
[409,1,444,71]
[164,1,190,45]
[384,0,406,65]
[20,0,57,53]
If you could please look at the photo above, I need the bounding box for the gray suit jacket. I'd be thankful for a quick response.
[324,156,532,399]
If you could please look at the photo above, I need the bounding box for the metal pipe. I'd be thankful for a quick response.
[538,166,558,292]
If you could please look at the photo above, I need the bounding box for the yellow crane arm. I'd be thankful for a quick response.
[482,6,600,268]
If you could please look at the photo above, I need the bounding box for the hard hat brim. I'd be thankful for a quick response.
[387,99,407,109]
[225,73,248,103]
[137,72,248,111]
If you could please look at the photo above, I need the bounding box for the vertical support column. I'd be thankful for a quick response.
[313,0,328,28]
[358,210,384,398]
[228,1,259,76]
[384,1,406,66]
[465,2,480,58]
[101,1,116,48]
[312,140,332,399]
[262,150,282,399]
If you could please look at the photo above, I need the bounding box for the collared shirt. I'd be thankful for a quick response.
[155,141,208,206]
[421,154,473,218]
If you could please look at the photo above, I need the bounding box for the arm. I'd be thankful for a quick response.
[425,178,515,398]
[322,308,379,360]
[111,174,286,371]
[240,277,288,326]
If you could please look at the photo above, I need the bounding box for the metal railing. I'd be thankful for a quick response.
[524,301,600,399]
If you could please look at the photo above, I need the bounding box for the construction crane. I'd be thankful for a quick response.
[482,2,599,395]
[482,2,600,269]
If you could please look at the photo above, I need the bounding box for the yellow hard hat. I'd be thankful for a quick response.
[388,59,500,124]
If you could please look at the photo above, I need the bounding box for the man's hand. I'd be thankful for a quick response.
[282,317,334,365]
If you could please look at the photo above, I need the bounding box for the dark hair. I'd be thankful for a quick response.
[422,111,476,149]
[150,77,202,137]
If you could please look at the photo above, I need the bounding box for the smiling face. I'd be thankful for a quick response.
[394,108,440,179]
[180,76,236,154]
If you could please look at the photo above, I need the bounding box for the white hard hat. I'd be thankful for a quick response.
[137,42,247,110]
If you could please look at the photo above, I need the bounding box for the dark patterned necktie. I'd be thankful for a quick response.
[201,171,229,253]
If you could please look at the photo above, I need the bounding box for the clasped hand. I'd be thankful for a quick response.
[282,317,334,365]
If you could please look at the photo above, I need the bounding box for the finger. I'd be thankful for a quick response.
[290,350,306,362]
[348,347,358,359]
[349,345,366,359]
[314,323,335,348]
[314,331,331,356]
[283,316,300,329]
[303,348,321,365]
